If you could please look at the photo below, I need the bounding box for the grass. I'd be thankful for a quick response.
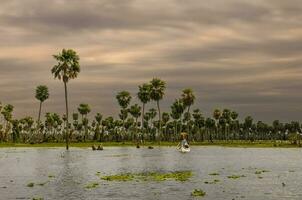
[0,140,300,148]
[191,189,206,197]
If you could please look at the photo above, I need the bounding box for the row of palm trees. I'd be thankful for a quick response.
[0,49,301,149]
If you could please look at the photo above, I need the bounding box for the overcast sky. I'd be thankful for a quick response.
[0,0,302,123]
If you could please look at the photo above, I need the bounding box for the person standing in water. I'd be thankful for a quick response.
[178,132,189,148]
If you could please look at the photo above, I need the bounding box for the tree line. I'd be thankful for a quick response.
[0,49,301,149]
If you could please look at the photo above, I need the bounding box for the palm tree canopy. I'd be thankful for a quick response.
[213,109,221,120]
[35,85,49,102]
[95,113,103,123]
[78,103,91,115]
[137,83,151,104]
[116,90,132,109]
[129,104,141,119]
[181,88,195,108]
[51,49,80,82]
[150,78,166,101]
[170,99,184,120]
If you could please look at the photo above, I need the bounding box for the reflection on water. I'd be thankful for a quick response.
[0,147,302,200]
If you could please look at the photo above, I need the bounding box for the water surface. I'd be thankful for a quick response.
[0,147,301,200]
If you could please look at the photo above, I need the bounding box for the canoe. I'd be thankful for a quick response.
[179,146,190,153]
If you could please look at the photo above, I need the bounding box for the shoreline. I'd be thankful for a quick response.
[0,141,300,148]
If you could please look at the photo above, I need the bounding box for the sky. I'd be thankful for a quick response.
[0,0,302,123]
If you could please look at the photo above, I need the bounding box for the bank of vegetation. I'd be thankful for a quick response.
[1,49,301,148]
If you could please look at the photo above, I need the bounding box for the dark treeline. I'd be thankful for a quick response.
[0,49,301,147]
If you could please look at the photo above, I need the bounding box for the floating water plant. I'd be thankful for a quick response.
[209,172,220,176]
[191,189,206,197]
[27,182,34,187]
[227,175,246,179]
[101,173,134,181]
[37,181,49,186]
[32,198,44,200]
[85,182,99,189]
[204,179,220,184]
[48,174,55,178]
[101,171,192,182]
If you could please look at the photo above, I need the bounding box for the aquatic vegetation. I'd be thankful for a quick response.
[258,176,263,179]
[227,175,246,179]
[101,171,192,182]
[48,174,55,178]
[101,174,134,181]
[289,170,295,172]
[204,179,220,184]
[32,198,44,200]
[27,182,34,187]
[37,181,49,186]
[85,182,99,189]
[191,189,206,197]
[209,172,220,176]
[255,169,270,174]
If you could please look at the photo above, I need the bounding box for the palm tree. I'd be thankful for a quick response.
[116,90,132,127]
[137,83,151,130]
[95,113,103,141]
[150,78,166,138]
[181,88,196,114]
[35,85,49,128]
[51,49,80,150]
[213,109,221,140]
[1,104,14,142]
[170,99,184,140]
[129,104,141,140]
[77,103,91,141]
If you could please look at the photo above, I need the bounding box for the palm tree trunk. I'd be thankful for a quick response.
[141,103,145,130]
[64,81,69,150]
[38,101,42,125]
[37,101,42,138]
[157,100,161,141]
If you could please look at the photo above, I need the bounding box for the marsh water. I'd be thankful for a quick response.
[0,147,301,200]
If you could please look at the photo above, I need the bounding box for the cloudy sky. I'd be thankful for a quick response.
[0,0,302,123]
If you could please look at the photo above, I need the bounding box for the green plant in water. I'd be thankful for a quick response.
[227,175,246,179]
[209,172,219,176]
[191,189,206,197]
[37,181,49,186]
[101,171,192,182]
[204,179,220,184]
[32,198,44,200]
[48,174,55,178]
[85,182,99,189]
[27,182,34,187]
[101,173,134,181]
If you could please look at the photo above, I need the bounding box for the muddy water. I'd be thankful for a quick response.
[0,147,301,200]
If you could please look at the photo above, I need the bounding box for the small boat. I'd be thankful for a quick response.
[178,146,190,153]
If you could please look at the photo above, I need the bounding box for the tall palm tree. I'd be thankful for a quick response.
[35,85,49,128]
[137,83,151,130]
[150,78,166,138]
[181,88,196,114]
[51,49,80,150]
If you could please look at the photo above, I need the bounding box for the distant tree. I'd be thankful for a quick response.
[35,85,49,128]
